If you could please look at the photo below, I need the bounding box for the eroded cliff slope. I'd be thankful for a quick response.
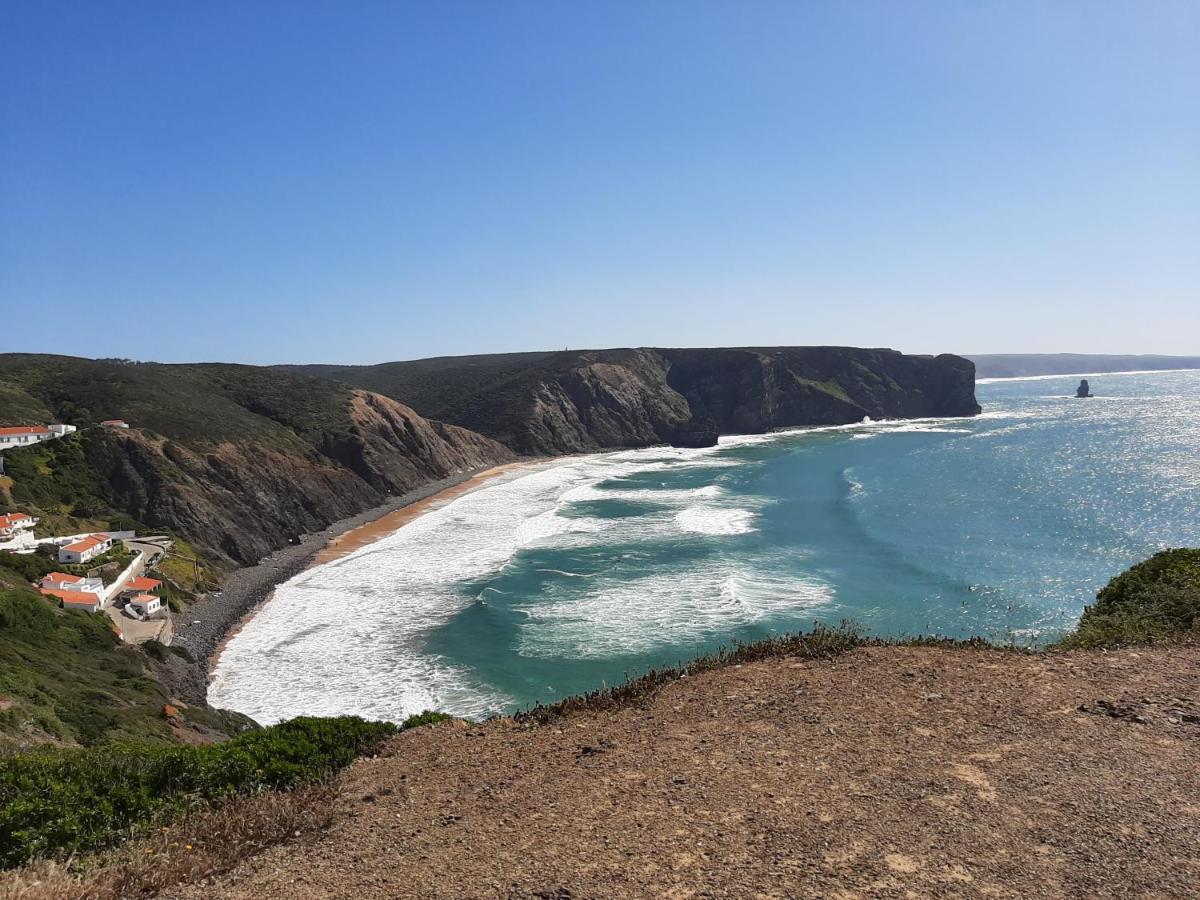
[0,356,513,566]
[289,346,980,455]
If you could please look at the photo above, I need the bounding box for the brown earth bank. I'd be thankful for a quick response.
[162,643,1200,900]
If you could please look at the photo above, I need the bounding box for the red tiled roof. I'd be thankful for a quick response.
[125,576,161,592]
[43,572,83,585]
[40,588,100,607]
[129,593,159,605]
[62,534,111,553]
[0,514,34,528]
[0,425,49,436]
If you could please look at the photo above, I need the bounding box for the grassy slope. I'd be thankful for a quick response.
[0,355,375,562]
[0,714,407,867]
[0,572,177,748]
[0,355,356,447]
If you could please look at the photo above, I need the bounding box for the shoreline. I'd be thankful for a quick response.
[975,366,1200,384]
[171,460,547,703]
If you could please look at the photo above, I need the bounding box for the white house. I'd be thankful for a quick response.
[41,571,105,594]
[58,533,114,564]
[0,423,76,450]
[39,572,105,610]
[125,593,163,619]
[0,512,37,540]
[121,575,162,596]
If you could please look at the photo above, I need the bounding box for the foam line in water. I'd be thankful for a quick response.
[674,506,757,535]
[514,564,834,659]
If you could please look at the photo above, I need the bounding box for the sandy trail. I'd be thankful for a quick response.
[172,643,1200,899]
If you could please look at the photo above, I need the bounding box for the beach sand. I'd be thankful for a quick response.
[306,460,535,568]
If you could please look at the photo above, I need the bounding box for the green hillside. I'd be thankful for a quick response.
[0,354,356,447]
[0,571,249,749]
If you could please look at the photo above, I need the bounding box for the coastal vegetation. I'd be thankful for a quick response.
[1055,548,1200,649]
[0,578,224,749]
[0,354,512,567]
[286,346,981,456]
[0,715,401,868]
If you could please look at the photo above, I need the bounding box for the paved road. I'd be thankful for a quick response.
[104,603,172,644]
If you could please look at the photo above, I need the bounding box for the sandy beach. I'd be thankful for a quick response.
[306,460,536,568]
[171,459,549,703]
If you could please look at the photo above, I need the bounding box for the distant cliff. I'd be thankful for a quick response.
[286,347,981,456]
[0,348,977,565]
[969,353,1200,379]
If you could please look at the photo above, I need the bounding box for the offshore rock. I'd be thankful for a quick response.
[1076,379,1094,398]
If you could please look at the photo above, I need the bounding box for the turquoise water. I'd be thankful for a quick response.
[211,370,1200,724]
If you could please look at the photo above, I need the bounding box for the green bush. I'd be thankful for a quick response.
[1058,548,1200,649]
[0,715,398,868]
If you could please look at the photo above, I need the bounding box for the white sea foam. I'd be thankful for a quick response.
[515,565,833,659]
[674,506,757,535]
[210,413,980,724]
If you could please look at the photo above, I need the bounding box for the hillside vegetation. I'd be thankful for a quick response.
[1057,548,1200,649]
[0,355,511,566]
[0,714,409,868]
[0,575,249,749]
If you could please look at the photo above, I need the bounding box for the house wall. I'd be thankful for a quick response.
[103,551,145,604]
[0,425,76,450]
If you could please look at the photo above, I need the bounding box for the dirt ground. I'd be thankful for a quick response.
[171,644,1200,899]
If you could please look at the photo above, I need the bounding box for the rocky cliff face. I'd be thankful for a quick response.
[294,347,981,456]
[0,355,514,567]
[83,393,513,566]
[1,348,978,567]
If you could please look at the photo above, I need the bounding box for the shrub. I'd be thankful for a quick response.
[1057,548,1200,649]
[399,710,452,730]
[0,715,397,868]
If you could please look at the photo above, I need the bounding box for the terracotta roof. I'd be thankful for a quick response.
[0,425,49,436]
[125,576,161,591]
[129,593,159,605]
[43,572,83,585]
[41,588,100,606]
[0,514,34,528]
[62,534,111,553]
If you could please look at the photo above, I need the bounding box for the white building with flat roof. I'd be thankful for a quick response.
[0,424,76,450]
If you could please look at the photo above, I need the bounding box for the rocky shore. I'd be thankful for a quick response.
[170,466,522,705]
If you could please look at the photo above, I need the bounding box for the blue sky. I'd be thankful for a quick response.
[2,2,1197,364]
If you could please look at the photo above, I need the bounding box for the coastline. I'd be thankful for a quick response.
[171,460,545,703]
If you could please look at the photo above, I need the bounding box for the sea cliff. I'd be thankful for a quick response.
[288,346,981,456]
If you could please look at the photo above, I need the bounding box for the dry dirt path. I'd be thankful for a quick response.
[175,645,1200,899]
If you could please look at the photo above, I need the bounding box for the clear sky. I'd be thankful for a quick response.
[2,2,1197,364]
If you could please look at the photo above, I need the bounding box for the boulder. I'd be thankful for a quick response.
[1075,379,1093,398]
[669,418,719,449]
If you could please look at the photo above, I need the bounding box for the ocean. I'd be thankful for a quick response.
[209,370,1200,724]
